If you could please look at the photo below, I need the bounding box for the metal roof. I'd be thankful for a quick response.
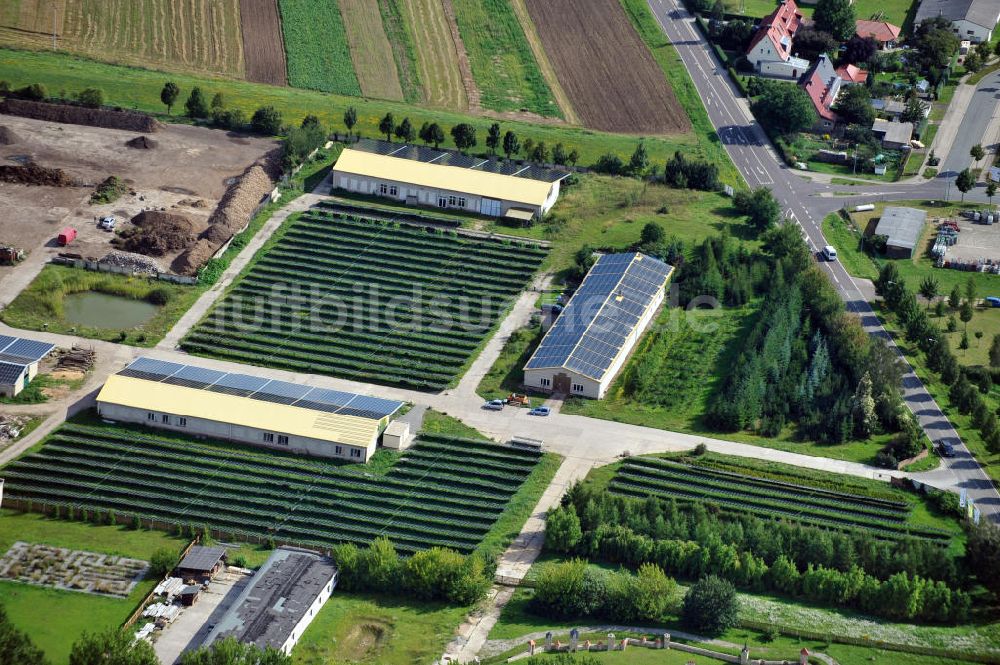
[332,148,557,207]
[202,548,338,652]
[524,253,673,382]
[874,207,928,250]
[872,119,914,145]
[0,336,54,365]
[915,0,1000,31]
[177,545,228,573]
[0,361,27,386]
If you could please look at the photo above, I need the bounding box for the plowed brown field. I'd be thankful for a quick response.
[239,0,287,85]
[524,0,688,134]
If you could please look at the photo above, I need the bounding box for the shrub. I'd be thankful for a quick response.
[681,575,740,635]
[251,105,283,135]
[545,504,583,553]
[15,83,46,100]
[148,548,177,579]
[76,87,104,108]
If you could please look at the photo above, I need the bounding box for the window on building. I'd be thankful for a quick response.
[263,432,275,443]
[389,185,398,196]
[335,445,343,455]
[448,195,457,206]
[178,417,187,427]
[572,383,584,393]
[277,435,289,445]
[161,414,170,424]
[147,412,155,421]
[438,197,448,208]
[457,197,466,208]
[379,183,388,195]
[540,378,551,387]
[350,448,361,458]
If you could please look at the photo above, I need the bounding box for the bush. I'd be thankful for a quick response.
[15,83,46,100]
[148,548,178,579]
[545,504,583,553]
[76,88,104,108]
[251,105,283,135]
[682,575,740,635]
[146,288,171,305]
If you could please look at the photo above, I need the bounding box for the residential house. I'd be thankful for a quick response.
[799,54,842,132]
[855,20,902,48]
[746,0,810,79]
[836,63,869,84]
[915,0,1000,43]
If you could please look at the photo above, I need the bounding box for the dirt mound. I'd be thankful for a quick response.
[115,211,196,257]
[125,136,158,149]
[172,162,275,275]
[0,125,19,144]
[0,98,160,133]
[0,164,74,186]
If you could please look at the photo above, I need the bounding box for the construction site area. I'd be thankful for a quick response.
[0,113,277,280]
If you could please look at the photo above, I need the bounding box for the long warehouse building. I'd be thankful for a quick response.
[331,139,570,220]
[523,252,673,399]
[96,357,403,461]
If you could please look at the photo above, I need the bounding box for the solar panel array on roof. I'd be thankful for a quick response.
[116,357,403,419]
[524,253,673,382]
[0,362,26,386]
[177,545,227,573]
[352,138,569,183]
[0,336,55,365]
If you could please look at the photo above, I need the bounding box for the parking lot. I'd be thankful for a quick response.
[945,217,1000,264]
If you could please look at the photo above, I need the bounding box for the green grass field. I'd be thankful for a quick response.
[378,0,424,103]
[0,510,188,664]
[278,0,362,95]
[450,0,560,116]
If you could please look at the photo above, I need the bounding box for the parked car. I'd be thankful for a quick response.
[482,399,504,411]
[937,442,956,458]
[529,406,551,417]
[98,216,117,231]
[822,245,837,261]
[986,296,1000,308]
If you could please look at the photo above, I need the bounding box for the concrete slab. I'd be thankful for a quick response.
[153,571,250,665]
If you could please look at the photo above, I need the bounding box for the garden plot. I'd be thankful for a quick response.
[0,541,148,597]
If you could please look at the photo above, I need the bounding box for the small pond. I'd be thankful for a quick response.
[63,291,159,329]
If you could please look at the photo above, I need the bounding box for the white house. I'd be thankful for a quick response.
[915,0,999,42]
[0,335,55,398]
[523,252,673,399]
[95,357,403,462]
[331,139,570,221]
[746,0,810,79]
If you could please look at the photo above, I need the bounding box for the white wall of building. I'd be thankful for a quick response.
[96,402,376,461]
[953,19,992,43]
[279,573,337,655]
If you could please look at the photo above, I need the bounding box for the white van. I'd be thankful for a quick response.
[822,245,838,261]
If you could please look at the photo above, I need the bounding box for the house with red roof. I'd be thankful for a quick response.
[855,19,902,48]
[836,63,869,84]
[746,0,810,79]
[799,54,842,132]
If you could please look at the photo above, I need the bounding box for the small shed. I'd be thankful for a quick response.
[381,420,412,450]
[873,207,928,259]
[871,119,914,150]
[57,227,77,246]
[179,585,201,606]
[175,545,227,583]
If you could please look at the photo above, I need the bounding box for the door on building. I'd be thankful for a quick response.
[553,373,571,394]
[479,198,502,216]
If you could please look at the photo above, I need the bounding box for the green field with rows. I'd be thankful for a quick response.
[1,423,546,555]
[278,0,362,95]
[182,210,546,390]
[610,456,952,544]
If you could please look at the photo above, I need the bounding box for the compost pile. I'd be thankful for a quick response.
[171,161,276,275]
[0,125,19,145]
[0,164,74,186]
[125,136,158,150]
[115,211,196,257]
[0,99,160,133]
[99,250,163,275]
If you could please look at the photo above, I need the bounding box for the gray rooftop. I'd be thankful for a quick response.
[202,548,338,652]
[177,546,227,573]
[874,207,928,250]
[915,0,1000,30]
[872,119,914,145]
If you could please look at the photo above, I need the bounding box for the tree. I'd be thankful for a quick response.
[70,629,158,665]
[184,86,209,118]
[552,142,568,165]
[813,0,855,41]
[912,17,960,73]
[343,106,357,136]
[394,117,415,143]
[711,0,724,20]
[378,113,395,141]
[960,300,974,331]
[967,522,1000,594]
[425,122,445,148]
[834,85,875,127]
[160,82,180,115]
[180,637,290,665]
[300,114,321,130]
[971,144,986,162]
[990,333,1000,368]
[485,122,501,155]
[733,187,781,231]
[568,148,580,166]
[901,98,928,124]
[964,51,983,73]
[843,36,878,66]
[629,142,649,175]
[681,575,740,635]
[789,27,837,62]
[751,84,815,137]
[852,373,878,438]
[949,284,962,309]
[918,276,939,308]
[451,123,477,152]
[210,92,225,111]
[148,548,177,578]
[965,276,978,304]
[502,130,520,159]
[641,222,665,245]
[250,106,282,135]
[987,181,997,205]
[76,88,104,108]
[955,168,975,201]
[0,604,47,665]
[530,141,549,163]
[545,505,582,553]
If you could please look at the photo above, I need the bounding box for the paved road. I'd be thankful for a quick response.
[939,69,1000,178]
[646,0,1000,519]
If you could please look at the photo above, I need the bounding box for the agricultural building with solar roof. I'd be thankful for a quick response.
[331,138,570,220]
[0,335,55,398]
[95,357,404,462]
[523,252,673,399]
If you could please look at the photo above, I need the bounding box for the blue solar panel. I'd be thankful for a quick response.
[251,379,311,404]
[163,365,227,389]
[524,253,673,381]
[0,338,54,363]
[119,357,184,381]
[0,361,26,385]
[206,372,270,397]
[0,335,17,352]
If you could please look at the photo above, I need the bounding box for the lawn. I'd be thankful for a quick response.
[450,0,560,116]
[421,408,492,441]
[277,0,361,95]
[291,592,468,665]
[0,509,188,664]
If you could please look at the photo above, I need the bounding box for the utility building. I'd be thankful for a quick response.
[915,0,999,43]
[200,547,338,656]
[331,139,570,221]
[523,252,673,399]
[95,358,403,462]
[873,207,928,259]
[0,335,55,398]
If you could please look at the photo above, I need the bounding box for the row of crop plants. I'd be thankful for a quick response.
[1,424,543,554]
[610,457,951,544]
[181,213,546,391]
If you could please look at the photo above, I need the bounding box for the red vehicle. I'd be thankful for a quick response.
[57,227,77,246]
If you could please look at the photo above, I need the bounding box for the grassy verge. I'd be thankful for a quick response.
[822,213,880,281]
[477,325,546,400]
[0,48,711,168]
[0,372,86,404]
[420,409,492,441]
[291,592,468,665]
[0,509,188,664]
[476,452,562,558]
